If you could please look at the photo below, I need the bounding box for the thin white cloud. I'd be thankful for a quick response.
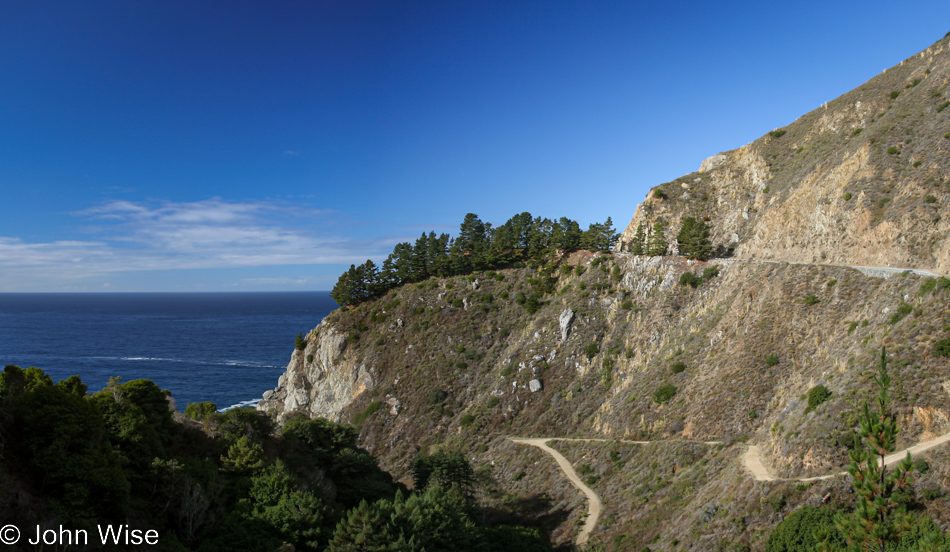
[0,198,399,289]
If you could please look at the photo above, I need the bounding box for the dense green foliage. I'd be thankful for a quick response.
[185,401,218,420]
[934,337,950,357]
[628,221,669,256]
[330,212,618,306]
[652,385,677,405]
[805,385,832,413]
[676,216,713,260]
[0,365,550,551]
[765,506,844,552]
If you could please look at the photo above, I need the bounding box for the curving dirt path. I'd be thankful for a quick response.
[508,437,723,547]
[743,431,950,481]
[509,438,604,548]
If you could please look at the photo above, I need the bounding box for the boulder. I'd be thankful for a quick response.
[529,379,543,393]
[559,308,575,342]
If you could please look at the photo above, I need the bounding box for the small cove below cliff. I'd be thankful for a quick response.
[0,291,336,409]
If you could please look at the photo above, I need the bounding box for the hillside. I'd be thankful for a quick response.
[617,35,950,274]
[258,35,950,551]
[259,253,950,549]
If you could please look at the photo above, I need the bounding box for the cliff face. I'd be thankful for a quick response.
[259,318,376,423]
[618,37,950,273]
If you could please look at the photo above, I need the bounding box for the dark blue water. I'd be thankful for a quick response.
[0,292,337,411]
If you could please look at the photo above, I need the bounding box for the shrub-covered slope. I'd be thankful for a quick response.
[259,253,950,549]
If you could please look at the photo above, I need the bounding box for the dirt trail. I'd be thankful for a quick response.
[509,438,603,548]
[743,431,950,481]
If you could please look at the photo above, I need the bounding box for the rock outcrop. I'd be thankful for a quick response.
[617,37,950,275]
[258,318,375,423]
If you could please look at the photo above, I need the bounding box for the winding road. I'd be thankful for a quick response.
[509,438,604,548]
[744,431,950,482]
[507,258,948,546]
[510,432,950,548]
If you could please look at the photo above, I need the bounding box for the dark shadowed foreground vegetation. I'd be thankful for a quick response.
[0,365,551,551]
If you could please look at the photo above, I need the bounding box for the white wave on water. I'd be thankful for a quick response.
[83,356,283,369]
[218,398,262,412]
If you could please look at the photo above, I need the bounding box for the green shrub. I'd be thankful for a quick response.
[455,361,468,369]
[925,195,937,203]
[671,362,686,374]
[887,146,900,155]
[486,397,500,408]
[524,291,543,314]
[652,385,677,405]
[934,337,950,358]
[653,189,665,199]
[826,279,837,287]
[765,506,844,552]
[889,302,912,324]
[937,101,950,113]
[848,321,859,334]
[185,401,218,421]
[805,385,832,413]
[913,161,923,167]
[452,298,464,308]
[945,133,950,140]
[512,470,526,481]
[890,91,901,99]
[460,414,476,427]
[803,294,820,305]
[306,353,314,363]
[844,192,852,200]
[908,78,921,88]
[769,129,787,138]
[584,342,600,360]
[702,266,720,280]
[852,128,863,136]
[923,487,943,501]
[515,293,526,305]
[679,272,701,288]
[428,389,448,404]
[295,332,306,350]
[765,353,779,367]
[353,401,385,425]
[621,299,637,311]
[915,458,931,474]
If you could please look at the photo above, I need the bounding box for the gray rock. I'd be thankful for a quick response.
[262,389,275,400]
[529,379,543,393]
[472,279,479,290]
[559,308,575,342]
[397,318,404,328]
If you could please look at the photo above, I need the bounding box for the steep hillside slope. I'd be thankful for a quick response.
[617,35,950,273]
[259,254,950,549]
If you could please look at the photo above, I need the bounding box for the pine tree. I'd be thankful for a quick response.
[646,220,668,256]
[677,216,713,260]
[827,347,916,552]
[630,223,646,255]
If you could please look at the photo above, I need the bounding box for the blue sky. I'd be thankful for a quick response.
[2,1,949,292]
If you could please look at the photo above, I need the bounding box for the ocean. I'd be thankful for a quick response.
[0,292,337,411]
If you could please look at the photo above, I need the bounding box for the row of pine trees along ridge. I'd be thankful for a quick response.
[331,212,716,306]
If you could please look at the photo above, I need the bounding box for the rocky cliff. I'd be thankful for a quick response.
[258,36,950,550]
[617,36,950,274]
[259,319,376,423]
